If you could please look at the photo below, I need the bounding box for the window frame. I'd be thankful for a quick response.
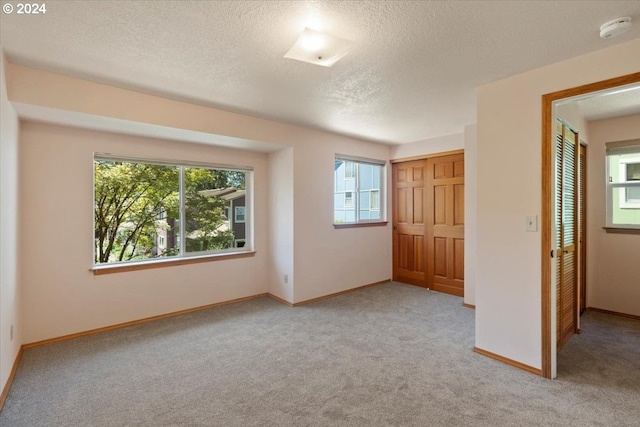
[92,154,254,272]
[618,157,640,208]
[333,155,386,227]
[605,139,640,230]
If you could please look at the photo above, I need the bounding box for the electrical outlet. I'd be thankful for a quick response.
[10,325,13,341]
[284,274,289,284]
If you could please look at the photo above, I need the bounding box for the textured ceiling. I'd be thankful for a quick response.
[1,1,639,144]
[576,85,640,121]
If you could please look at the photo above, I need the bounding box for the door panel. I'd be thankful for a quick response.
[556,122,578,349]
[427,154,465,297]
[393,160,427,286]
[393,153,465,297]
[579,145,587,314]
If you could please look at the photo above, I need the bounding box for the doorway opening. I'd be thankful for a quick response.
[541,72,640,378]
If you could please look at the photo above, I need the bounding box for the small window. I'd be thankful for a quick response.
[345,161,355,179]
[235,206,246,223]
[605,140,640,228]
[334,156,385,224]
[345,191,353,208]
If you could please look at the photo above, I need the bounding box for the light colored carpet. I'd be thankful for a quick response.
[1,282,638,426]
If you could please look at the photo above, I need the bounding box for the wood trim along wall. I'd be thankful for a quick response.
[22,279,393,348]
[0,347,23,411]
[473,347,543,376]
[268,293,294,307]
[541,71,640,379]
[587,307,640,321]
[463,303,476,309]
[292,279,392,306]
[390,149,464,164]
[1,279,392,411]
[22,293,268,349]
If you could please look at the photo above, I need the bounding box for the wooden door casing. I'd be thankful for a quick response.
[426,154,465,297]
[392,160,427,287]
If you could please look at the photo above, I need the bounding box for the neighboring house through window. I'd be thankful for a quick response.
[334,156,385,224]
[93,155,251,267]
[605,139,640,228]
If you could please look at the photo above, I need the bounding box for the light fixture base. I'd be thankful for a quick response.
[284,28,351,67]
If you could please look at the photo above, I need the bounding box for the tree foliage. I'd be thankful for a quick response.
[94,161,245,264]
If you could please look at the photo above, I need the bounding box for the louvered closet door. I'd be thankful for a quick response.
[556,122,578,349]
[579,145,587,314]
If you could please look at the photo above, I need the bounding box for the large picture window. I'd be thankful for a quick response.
[94,155,251,266]
[605,139,640,228]
[334,156,385,224]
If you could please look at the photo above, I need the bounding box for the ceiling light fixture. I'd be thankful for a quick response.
[284,27,351,67]
[599,17,632,39]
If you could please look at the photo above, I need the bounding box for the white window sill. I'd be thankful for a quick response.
[603,227,640,235]
[91,251,256,275]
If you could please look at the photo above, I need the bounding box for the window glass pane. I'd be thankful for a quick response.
[627,162,640,181]
[608,152,640,227]
[626,186,640,202]
[345,161,355,179]
[334,157,384,224]
[94,161,179,264]
[370,190,380,210]
[185,167,246,254]
[95,158,250,266]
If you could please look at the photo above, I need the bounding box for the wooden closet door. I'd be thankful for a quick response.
[392,160,427,286]
[426,154,465,296]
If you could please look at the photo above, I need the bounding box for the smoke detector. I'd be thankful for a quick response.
[600,17,632,39]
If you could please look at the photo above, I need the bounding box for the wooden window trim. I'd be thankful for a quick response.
[92,251,256,275]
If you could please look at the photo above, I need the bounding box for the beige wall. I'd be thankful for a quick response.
[390,132,464,160]
[587,114,640,317]
[476,39,640,371]
[291,135,391,303]
[19,123,271,343]
[464,124,478,307]
[6,62,394,343]
[268,147,294,302]
[0,50,21,394]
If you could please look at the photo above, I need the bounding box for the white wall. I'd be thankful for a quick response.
[0,50,21,394]
[587,114,640,317]
[476,39,640,370]
[7,63,393,341]
[268,147,294,302]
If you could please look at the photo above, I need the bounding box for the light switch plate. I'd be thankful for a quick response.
[525,215,538,232]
